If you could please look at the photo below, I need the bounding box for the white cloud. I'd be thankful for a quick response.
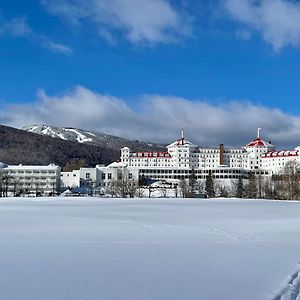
[0,15,72,55]
[0,16,32,37]
[42,40,73,55]
[1,86,300,149]
[41,0,192,45]
[224,0,300,51]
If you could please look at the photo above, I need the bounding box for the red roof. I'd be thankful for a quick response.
[246,138,274,148]
[176,138,186,146]
[263,150,299,158]
[168,137,195,148]
[130,152,171,159]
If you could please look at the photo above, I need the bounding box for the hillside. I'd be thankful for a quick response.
[0,124,119,167]
[22,125,166,152]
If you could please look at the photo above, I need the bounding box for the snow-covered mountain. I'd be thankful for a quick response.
[0,124,118,167]
[22,125,165,152]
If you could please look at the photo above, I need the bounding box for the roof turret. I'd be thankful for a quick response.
[245,128,275,148]
[167,129,196,148]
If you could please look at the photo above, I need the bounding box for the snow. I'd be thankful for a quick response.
[29,125,39,132]
[7,164,58,170]
[0,198,299,300]
[58,133,68,140]
[42,126,58,138]
[86,131,96,137]
[65,128,93,143]
[107,161,126,168]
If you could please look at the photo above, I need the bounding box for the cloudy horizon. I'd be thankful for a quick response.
[1,85,299,149]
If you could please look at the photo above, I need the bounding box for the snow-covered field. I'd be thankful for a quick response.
[0,198,299,300]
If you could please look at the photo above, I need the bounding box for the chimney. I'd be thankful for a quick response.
[219,144,225,165]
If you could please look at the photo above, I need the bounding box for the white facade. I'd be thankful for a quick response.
[120,131,277,172]
[96,162,139,188]
[61,168,99,189]
[60,162,139,191]
[61,130,300,191]
[0,163,61,195]
[262,149,300,175]
[118,130,299,182]
[61,170,80,188]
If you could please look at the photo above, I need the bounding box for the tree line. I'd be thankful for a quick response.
[105,161,300,200]
[180,161,300,200]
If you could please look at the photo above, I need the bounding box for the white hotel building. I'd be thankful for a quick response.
[0,163,61,195]
[61,129,300,190]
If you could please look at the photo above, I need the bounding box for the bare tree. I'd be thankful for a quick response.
[136,186,145,198]
[2,174,12,197]
[195,180,205,196]
[271,175,284,200]
[0,175,3,197]
[219,186,229,198]
[127,181,138,198]
[257,174,263,199]
[282,160,300,200]
[109,171,138,198]
[106,182,117,198]
[160,186,167,198]
[179,179,189,198]
[148,186,154,198]
[11,178,21,197]
[174,183,178,198]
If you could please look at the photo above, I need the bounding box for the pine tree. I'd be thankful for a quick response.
[205,172,215,198]
[236,177,244,198]
[246,172,257,198]
[139,175,147,187]
[220,186,229,198]
[188,169,197,198]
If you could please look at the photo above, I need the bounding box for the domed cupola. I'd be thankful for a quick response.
[245,128,275,150]
[167,129,196,149]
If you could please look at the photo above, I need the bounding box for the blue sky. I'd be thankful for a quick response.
[1,0,300,147]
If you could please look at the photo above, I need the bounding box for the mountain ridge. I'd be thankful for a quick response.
[0,124,119,168]
[22,124,166,152]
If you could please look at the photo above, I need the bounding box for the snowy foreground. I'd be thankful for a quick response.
[0,198,300,300]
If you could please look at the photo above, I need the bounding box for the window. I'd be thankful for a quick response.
[108,173,112,180]
[102,173,106,180]
[86,173,90,179]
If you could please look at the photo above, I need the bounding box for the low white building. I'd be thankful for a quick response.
[0,163,61,195]
[61,163,139,192]
[60,169,80,189]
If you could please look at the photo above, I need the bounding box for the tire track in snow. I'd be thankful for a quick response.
[272,266,300,300]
